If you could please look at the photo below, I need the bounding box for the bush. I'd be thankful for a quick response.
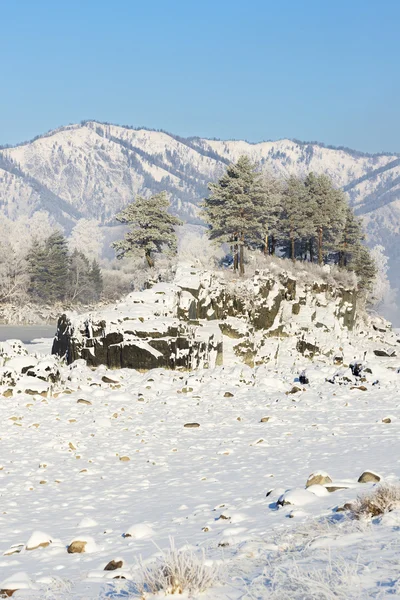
[350,482,400,519]
[136,538,219,597]
[249,557,365,600]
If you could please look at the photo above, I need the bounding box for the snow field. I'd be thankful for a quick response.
[0,353,399,597]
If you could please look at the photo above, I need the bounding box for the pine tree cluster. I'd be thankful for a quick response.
[26,232,103,304]
[202,156,376,289]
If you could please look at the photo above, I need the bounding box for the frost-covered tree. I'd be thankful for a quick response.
[178,229,224,268]
[0,245,29,304]
[369,245,396,309]
[112,192,182,267]
[69,219,104,261]
[202,156,267,275]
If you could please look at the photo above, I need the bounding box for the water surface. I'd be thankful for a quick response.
[0,325,56,344]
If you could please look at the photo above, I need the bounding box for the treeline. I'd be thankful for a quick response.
[202,156,376,288]
[26,232,103,304]
[0,226,103,306]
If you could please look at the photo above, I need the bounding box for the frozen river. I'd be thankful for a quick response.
[0,324,56,354]
[0,324,56,343]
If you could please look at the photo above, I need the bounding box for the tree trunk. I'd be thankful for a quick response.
[264,232,268,255]
[290,227,295,262]
[145,252,155,268]
[239,243,245,276]
[233,242,239,273]
[309,238,314,263]
[271,235,276,255]
[318,228,323,265]
[339,240,347,268]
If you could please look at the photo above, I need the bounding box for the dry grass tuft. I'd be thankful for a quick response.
[137,538,219,597]
[350,482,400,519]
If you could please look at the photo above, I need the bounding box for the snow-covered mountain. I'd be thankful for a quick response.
[1,120,399,293]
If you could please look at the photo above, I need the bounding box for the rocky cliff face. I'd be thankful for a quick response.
[52,263,371,371]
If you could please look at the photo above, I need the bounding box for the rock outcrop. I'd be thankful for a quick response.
[51,264,365,371]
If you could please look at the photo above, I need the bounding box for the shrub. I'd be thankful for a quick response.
[350,482,400,519]
[136,538,219,597]
[248,556,365,600]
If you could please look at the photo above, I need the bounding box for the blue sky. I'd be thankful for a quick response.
[1,0,399,152]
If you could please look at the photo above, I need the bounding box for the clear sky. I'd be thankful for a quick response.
[1,0,399,153]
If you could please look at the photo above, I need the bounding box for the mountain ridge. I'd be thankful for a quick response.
[0,120,400,317]
[2,119,398,158]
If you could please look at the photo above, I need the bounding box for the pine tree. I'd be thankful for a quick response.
[304,173,346,265]
[260,175,283,256]
[279,176,316,261]
[202,156,267,275]
[112,192,182,267]
[90,259,103,301]
[27,232,69,303]
[351,244,377,291]
[337,206,364,268]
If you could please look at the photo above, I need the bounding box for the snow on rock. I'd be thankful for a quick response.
[0,571,38,594]
[306,471,333,487]
[123,523,154,539]
[67,536,98,554]
[77,517,99,528]
[51,263,373,372]
[25,531,53,551]
[358,470,382,483]
[278,488,319,507]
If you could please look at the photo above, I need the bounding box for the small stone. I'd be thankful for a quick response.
[306,472,332,488]
[202,527,209,532]
[67,540,87,554]
[382,417,391,424]
[224,392,234,398]
[325,485,349,493]
[358,471,381,483]
[374,349,396,357]
[260,417,270,423]
[0,589,17,597]
[184,423,200,428]
[68,442,76,450]
[119,456,130,462]
[336,502,354,513]
[104,559,124,571]
[102,376,119,384]
[3,390,13,398]
[287,386,301,395]
[350,385,368,391]
[77,399,92,405]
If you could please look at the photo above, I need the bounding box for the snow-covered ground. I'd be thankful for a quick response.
[0,344,399,598]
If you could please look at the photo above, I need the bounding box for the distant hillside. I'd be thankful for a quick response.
[0,120,399,315]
